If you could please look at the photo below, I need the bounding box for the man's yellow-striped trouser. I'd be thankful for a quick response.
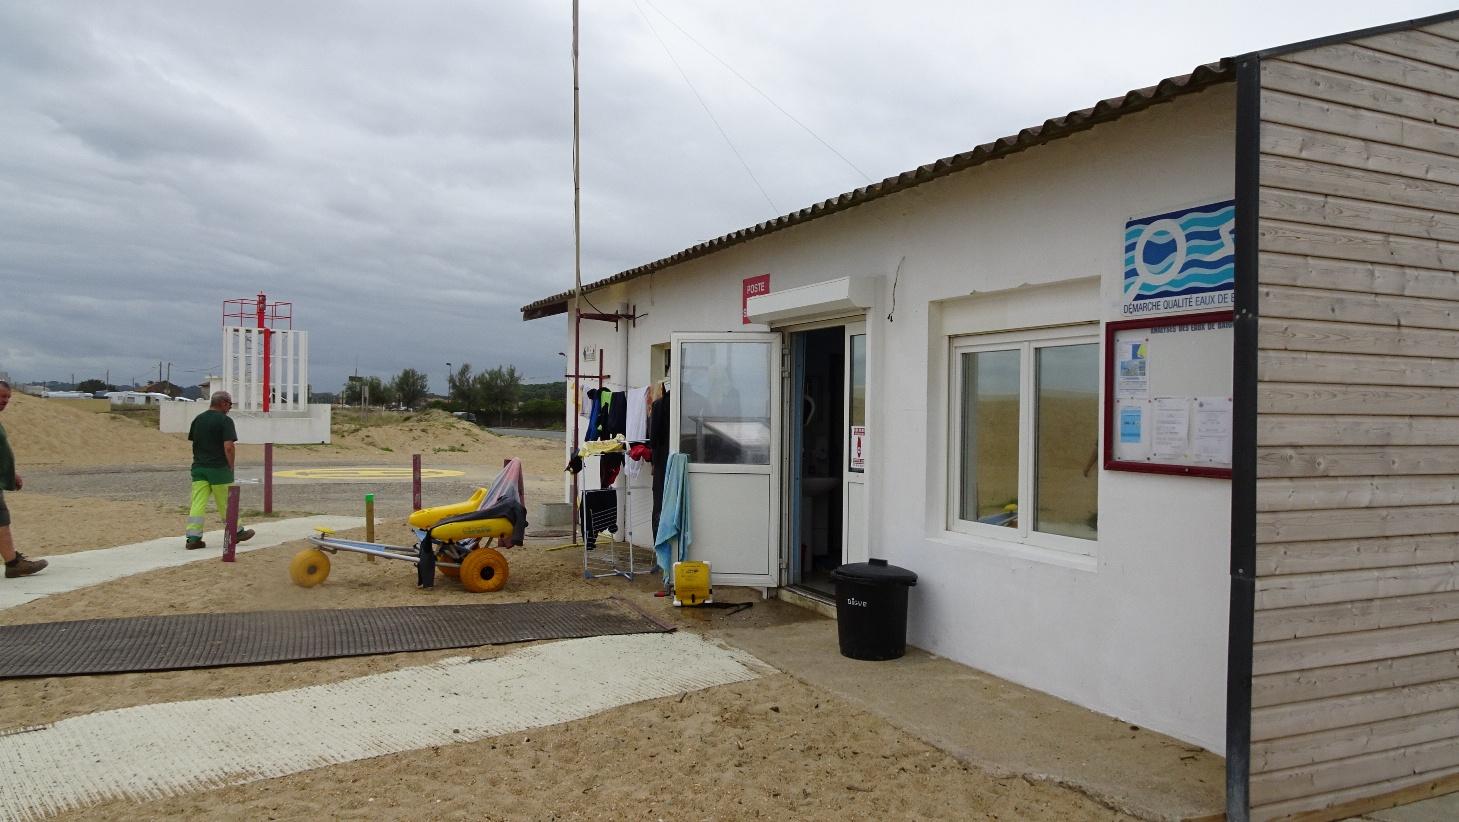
[186,480,232,540]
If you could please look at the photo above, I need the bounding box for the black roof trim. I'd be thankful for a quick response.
[1238,8,1459,62]
[521,60,1234,320]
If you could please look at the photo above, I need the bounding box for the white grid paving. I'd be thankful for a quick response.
[0,632,767,820]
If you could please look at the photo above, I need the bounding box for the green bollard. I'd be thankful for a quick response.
[365,493,376,561]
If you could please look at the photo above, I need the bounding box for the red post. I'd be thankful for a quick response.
[222,486,241,562]
[411,454,422,511]
[264,442,274,514]
[256,292,271,412]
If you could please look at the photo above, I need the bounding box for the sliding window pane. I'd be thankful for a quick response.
[1034,343,1099,540]
[958,349,1020,526]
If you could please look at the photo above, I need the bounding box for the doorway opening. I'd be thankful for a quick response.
[789,326,845,597]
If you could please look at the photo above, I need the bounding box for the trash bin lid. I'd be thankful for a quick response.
[831,558,917,586]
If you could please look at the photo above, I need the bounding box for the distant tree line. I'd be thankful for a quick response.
[340,368,429,409]
[340,366,563,429]
[77,379,116,394]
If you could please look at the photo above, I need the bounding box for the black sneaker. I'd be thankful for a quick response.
[185,538,206,550]
[5,554,48,578]
[235,528,255,543]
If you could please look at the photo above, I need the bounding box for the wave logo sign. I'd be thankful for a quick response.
[1122,200,1235,317]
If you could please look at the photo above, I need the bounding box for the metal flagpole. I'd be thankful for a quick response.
[570,0,583,543]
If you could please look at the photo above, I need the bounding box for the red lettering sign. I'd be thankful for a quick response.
[742,274,770,325]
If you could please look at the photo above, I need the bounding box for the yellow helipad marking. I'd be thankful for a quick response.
[274,467,464,480]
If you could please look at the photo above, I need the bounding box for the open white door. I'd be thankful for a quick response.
[669,332,781,588]
[843,323,869,563]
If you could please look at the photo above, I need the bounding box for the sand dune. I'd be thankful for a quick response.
[3,392,192,467]
[3,392,563,472]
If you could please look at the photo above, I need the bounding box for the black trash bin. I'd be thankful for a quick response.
[830,558,918,660]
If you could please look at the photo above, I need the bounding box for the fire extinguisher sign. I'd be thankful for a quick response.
[850,425,867,471]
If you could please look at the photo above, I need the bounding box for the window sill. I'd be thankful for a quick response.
[930,531,1098,573]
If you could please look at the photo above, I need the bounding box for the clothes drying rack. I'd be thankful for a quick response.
[580,465,652,581]
[572,350,648,582]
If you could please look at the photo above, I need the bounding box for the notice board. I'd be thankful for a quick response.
[1104,310,1233,478]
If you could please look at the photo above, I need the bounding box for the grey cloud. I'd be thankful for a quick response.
[2,0,1453,392]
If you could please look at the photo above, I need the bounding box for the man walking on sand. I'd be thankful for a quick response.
[185,391,254,550]
[0,381,48,578]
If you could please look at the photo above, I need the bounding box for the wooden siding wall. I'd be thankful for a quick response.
[1252,21,1459,821]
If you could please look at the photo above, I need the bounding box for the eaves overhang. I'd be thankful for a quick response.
[522,59,1234,321]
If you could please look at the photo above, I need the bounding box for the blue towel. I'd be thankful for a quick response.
[584,391,602,442]
[653,452,691,584]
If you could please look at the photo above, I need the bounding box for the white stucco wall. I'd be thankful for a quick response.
[557,84,1236,751]
[160,403,332,444]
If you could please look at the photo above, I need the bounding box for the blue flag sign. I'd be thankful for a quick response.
[1122,200,1235,317]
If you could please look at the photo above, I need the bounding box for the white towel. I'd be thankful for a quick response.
[625,385,649,443]
[624,385,649,478]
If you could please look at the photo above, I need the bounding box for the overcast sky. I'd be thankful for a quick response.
[1,1,1452,392]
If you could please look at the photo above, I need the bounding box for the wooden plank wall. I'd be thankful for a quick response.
[1252,21,1459,821]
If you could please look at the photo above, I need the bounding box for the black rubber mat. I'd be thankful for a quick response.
[0,599,673,678]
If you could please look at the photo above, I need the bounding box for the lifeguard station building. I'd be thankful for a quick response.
[523,12,1459,820]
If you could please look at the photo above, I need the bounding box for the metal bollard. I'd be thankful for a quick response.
[412,454,422,511]
[264,442,274,514]
[365,493,376,561]
[222,486,241,563]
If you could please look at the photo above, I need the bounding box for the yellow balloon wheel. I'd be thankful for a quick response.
[459,547,509,593]
[289,548,331,588]
[436,550,460,579]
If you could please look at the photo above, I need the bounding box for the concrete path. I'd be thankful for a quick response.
[715,617,1225,821]
[0,632,767,821]
[0,515,361,611]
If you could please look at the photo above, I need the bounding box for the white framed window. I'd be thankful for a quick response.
[948,325,1100,556]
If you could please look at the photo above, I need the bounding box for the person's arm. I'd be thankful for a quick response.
[225,441,236,471]
[13,472,19,491]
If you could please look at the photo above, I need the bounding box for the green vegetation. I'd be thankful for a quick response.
[391,368,429,409]
[77,378,116,394]
[344,366,566,428]
[109,407,161,428]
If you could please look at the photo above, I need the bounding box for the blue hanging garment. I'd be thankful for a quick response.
[584,390,602,442]
[653,452,691,584]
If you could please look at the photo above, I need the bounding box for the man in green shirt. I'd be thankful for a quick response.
[185,391,255,549]
[0,380,48,578]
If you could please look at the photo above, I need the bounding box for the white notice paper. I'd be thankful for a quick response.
[1152,397,1190,460]
[1194,397,1233,464]
[1116,336,1150,399]
[850,425,867,471]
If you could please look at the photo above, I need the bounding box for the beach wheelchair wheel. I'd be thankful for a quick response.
[290,548,331,588]
[459,547,509,593]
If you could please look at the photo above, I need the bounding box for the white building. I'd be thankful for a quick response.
[523,13,1459,822]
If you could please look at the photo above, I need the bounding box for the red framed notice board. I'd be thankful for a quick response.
[1103,310,1233,478]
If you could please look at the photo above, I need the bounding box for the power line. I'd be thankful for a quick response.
[633,0,780,217]
[641,0,874,185]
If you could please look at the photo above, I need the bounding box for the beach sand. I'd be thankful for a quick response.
[1,393,1127,821]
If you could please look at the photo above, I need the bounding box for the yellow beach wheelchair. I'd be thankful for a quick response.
[290,458,527,593]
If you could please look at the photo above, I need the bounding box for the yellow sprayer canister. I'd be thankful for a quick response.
[672,561,712,606]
